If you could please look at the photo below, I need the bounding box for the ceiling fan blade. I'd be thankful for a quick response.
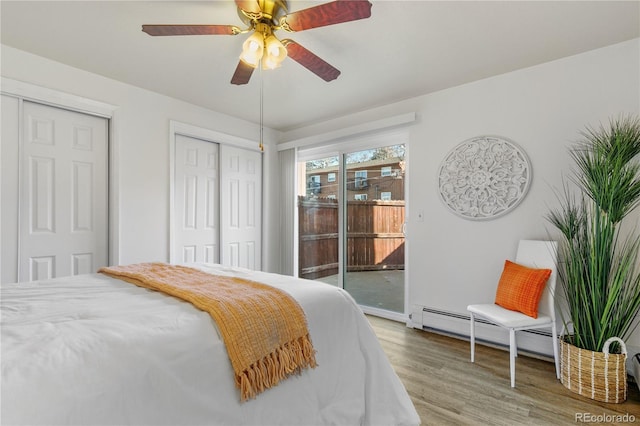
[282,39,340,82]
[280,0,372,32]
[231,61,255,85]
[235,0,262,15]
[142,24,239,36]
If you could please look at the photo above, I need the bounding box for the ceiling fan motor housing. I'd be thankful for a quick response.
[238,0,289,25]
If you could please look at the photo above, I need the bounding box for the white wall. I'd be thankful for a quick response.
[0,45,281,273]
[281,39,640,348]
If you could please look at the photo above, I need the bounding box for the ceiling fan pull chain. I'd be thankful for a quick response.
[259,59,264,152]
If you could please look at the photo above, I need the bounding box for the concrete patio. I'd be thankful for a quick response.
[316,269,405,313]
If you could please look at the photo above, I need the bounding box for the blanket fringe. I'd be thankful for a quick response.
[237,334,317,401]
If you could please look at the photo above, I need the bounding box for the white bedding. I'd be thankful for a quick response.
[1,263,420,425]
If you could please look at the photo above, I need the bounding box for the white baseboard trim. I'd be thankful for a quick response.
[413,305,556,360]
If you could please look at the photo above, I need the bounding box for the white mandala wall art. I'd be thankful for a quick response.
[438,136,531,220]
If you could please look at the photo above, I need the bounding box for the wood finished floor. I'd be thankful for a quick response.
[367,315,640,425]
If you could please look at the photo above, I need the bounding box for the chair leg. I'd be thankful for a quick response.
[509,328,516,387]
[470,312,475,363]
[551,322,560,379]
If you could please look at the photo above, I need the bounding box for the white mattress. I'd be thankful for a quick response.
[1,263,420,425]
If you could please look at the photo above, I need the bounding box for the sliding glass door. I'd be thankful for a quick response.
[344,145,405,313]
[297,155,340,283]
[296,143,406,315]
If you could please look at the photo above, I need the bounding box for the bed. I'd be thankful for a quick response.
[1,263,420,425]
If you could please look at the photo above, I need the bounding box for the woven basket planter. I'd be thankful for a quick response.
[559,336,628,403]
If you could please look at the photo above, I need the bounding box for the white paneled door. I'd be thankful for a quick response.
[19,101,108,281]
[220,144,262,270]
[174,134,220,264]
[173,135,261,270]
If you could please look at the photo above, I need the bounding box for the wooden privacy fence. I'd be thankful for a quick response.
[298,196,405,280]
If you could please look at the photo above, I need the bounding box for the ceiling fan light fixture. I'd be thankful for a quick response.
[240,31,264,67]
[263,35,287,69]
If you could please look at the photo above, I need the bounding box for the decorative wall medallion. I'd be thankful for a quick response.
[438,135,531,220]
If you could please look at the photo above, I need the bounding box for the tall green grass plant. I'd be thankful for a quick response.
[547,116,640,353]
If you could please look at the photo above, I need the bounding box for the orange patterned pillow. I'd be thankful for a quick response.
[494,260,552,318]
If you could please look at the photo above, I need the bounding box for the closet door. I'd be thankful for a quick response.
[170,128,262,270]
[173,134,220,264]
[19,101,108,281]
[220,144,262,270]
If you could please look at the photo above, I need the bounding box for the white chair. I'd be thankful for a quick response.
[467,240,559,387]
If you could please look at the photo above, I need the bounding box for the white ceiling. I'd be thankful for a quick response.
[1,1,638,131]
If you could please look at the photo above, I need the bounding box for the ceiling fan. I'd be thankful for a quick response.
[142,0,373,85]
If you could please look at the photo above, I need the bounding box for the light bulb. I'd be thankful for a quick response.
[251,39,264,52]
[264,57,278,70]
[268,44,281,57]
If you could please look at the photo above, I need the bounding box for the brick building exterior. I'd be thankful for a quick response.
[305,158,405,201]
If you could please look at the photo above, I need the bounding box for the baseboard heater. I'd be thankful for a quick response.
[412,305,555,359]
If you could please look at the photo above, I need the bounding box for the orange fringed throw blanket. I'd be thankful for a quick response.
[99,263,317,401]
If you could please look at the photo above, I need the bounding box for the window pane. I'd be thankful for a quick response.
[298,156,339,283]
[345,144,405,313]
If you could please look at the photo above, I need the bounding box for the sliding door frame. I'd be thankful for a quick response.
[295,127,411,322]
